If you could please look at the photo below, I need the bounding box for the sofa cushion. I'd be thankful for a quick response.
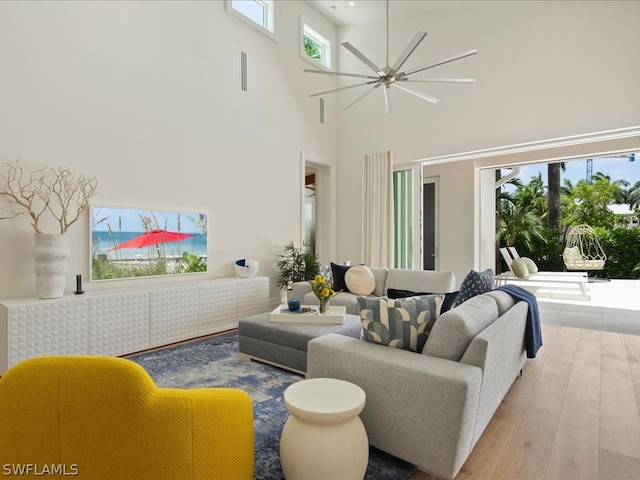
[423,293,499,361]
[385,269,455,296]
[370,268,389,297]
[388,288,459,314]
[452,269,494,307]
[359,294,444,353]
[482,290,516,316]
[345,265,376,295]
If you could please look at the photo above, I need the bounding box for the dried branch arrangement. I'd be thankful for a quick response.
[0,160,98,234]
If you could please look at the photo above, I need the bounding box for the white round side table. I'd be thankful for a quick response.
[280,377,369,480]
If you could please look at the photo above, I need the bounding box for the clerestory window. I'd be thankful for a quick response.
[301,20,331,69]
[227,0,276,40]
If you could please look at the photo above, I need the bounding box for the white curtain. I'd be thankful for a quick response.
[362,150,394,268]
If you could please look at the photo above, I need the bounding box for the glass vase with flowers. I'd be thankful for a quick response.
[309,275,339,314]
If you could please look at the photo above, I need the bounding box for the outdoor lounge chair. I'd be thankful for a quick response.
[496,247,589,300]
[507,247,587,276]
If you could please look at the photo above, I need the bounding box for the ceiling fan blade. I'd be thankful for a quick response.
[342,42,383,74]
[343,86,377,111]
[390,31,427,74]
[392,83,440,104]
[304,69,379,80]
[401,49,478,77]
[309,80,377,98]
[401,77,477,83]
[383,85,392,113]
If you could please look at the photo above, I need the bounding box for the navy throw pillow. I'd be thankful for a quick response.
[452,269,494,307]
[331,262,352,292]
[388,288,459,313]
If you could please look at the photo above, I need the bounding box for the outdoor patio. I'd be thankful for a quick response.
[534,279,640,336]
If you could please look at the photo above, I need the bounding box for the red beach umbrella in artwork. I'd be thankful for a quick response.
[107,229,194,251]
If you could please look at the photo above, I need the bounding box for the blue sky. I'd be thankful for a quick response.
[91,206,206,233]
[514,155,639,188]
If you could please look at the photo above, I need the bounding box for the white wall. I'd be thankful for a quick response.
[333,1,640,283]
[0,1,338,302]
[2,1,638,301]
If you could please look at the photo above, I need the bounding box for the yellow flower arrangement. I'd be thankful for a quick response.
[309,274,338,313]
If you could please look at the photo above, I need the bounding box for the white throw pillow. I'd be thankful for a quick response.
[344,265,376,296]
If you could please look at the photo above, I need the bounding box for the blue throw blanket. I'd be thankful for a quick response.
[495,284,543,358]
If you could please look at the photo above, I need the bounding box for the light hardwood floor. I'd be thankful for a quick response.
[410,323,640,479]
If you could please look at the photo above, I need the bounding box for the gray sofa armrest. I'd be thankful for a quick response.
[460,301,527,444]
[290,281,312,300]
[307,334,482,479]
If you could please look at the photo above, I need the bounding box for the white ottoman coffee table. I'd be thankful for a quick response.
[280,378,369,480]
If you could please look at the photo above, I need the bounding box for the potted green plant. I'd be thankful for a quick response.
[276,241,319,290]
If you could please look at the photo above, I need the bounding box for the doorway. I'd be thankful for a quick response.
[301,153,336,264]
[423,176,439,270]
[304,169,317,255]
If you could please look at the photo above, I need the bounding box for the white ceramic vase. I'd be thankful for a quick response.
[33,233,70,299]
[235,259,259,278]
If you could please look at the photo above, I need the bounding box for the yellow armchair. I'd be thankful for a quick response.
[0,355,254,479]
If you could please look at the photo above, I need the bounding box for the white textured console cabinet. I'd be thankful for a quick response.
[0,276,269,374]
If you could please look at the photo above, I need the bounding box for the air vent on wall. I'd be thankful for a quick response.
[241,51,248,92]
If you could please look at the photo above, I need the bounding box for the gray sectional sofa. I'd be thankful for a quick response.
[290,267,456,315]
[306,289,528,480]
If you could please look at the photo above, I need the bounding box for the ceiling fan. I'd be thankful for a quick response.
[304,0,478,113]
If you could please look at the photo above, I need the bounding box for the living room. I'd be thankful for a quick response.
[0,1,639,479]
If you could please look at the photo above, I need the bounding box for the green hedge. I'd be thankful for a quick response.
[504,227,640,279]
[596,227,640,279]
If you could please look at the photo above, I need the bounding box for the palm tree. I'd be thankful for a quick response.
[547,162,563,230]
[497,177,547,249]
[622,180,640,210]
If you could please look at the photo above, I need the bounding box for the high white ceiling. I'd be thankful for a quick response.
[307,0,472,26]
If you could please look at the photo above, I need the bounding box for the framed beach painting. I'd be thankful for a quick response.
[90,205,207,281]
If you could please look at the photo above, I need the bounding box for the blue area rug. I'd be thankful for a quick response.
[129,330,415,480]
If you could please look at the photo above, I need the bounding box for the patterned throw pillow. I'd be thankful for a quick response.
[359,294,444,353]
[319,263,333,283]
[452,269,494,307]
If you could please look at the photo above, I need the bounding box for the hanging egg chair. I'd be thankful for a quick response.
[563,224,606,271]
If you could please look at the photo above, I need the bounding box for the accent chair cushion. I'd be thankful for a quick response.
[359,294,444,353]
[344,265,376,296]
[452,269,494,307]
[521,257,538,273]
